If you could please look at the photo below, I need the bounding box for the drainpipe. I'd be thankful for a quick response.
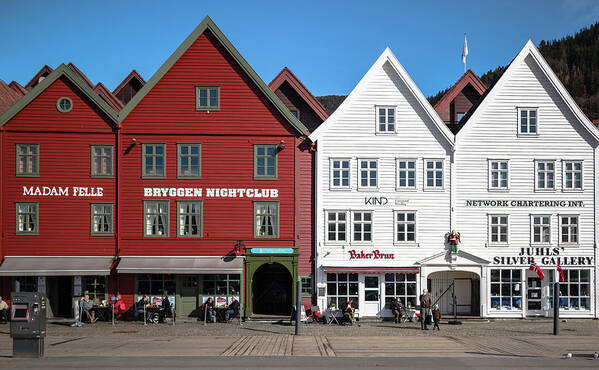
[115,124,121,294]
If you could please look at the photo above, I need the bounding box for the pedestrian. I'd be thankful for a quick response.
[419,289,432,330]
[432,304,441,330]
[391,297,405,324]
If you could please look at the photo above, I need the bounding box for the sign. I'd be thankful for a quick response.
[23,186,104,197]
[73,276,82,296]
[492,247,594,266]
[466,199,584,207]
[348,249,394,260]
[144,187,279,198]
[37,277,46,294]
[250,248,294,254]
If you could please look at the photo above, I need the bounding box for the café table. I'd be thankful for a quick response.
[91,305,113,322]
[326,308,341,325]
[404,309,416,322]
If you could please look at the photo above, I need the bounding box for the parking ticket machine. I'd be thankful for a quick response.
[10,292,46,357]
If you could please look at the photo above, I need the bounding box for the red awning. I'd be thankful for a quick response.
[323,267,419,274]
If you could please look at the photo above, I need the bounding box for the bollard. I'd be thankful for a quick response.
[295,280,301,335]
[553,281,559,335]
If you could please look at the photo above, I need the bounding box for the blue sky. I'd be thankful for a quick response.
[1,0,598,97]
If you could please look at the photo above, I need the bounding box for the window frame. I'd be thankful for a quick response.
[15,143,39,177]
[489,269,523,311]
[325,273,359,310]
[357,159,378,191]
[559,214,579,247]
[535,159,556,191]
[488,214,509,246]
[15,202,39,235]
[90,145,114,178]
[253,144,278,180]
[517,107,539,136]
[530,214,551,245]
[300,275,313,297]
[558,269,591,311]
[56,97,73,113]
[488,159,509,191]
[394,210,417,245]
[329,158,351,190]
[176,200,203,238]
[423,159,444,190]
[352,210,373,243]
[142,143,166,179]
[90,203,114,236]
[195,85,220,111]
[562,160,583,192]
[253,201,280,238]
[325,210,348,244]
[143,200,170,238]
[177,143,202,179]
[384,273,418,309]
[375,106,397,134]
[396,158,417,191]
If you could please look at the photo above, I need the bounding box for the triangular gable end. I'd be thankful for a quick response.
[24,65,53,90]
[112,70,146,96]
[433,69,486,114]
[117,16,309,136]
[458,40,599,141]
[269,67,329,122]
[0,64,119,126]
[310,47,454,145]
[416,250,491,266]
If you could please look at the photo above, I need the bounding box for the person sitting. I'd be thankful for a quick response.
[391,297,405,324]
[225,297,240,322]
[203,297,216,323]
[134,295,152,322]
[80,294,96,323]
[161,293,173,322]
[0,296,8,323]
[340,298,355,325]
[113,294,126,318]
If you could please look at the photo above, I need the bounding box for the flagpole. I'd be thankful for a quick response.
[553,279,559,335]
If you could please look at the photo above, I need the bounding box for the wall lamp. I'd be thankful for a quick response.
[279,140,285,150]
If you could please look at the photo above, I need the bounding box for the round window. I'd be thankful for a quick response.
[56,97,73,113]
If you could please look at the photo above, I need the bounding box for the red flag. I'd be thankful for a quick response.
[529,259,545,280]
[557,260,566,282]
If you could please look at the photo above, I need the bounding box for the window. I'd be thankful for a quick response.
[200,274,240,300]
[91,145,113,177]
[559,269,591,311]
[456,112,465,122]
[376,106,396,133]
[326,211,347,242]
[177,144,201,178]
[384,273,417,309]
[536,161,555,190]
[16,202,38,235]
[395,211,416,243]
[353,211,372,242]
[142,143,166,178]
[13,277,37,292]
[91,203,113,235]
[177,201,202,237]
[82,276,106,302]
[489,215,508,244]
[290,110,299,118]
[301,275,313,297]
[254,144,277,179]
[56,97,73,113]
[254,201,279,238]
[563,161,582,190]
[137,274,176,295]
[489,160,508,190]
[424,160,443,189]
[358,159,378,189]
[330,159,350,189]
[326,273,359,309]
[490,269,522,310]
[195,86,219,110]
[519,108,537,135]
[396,159,416,189]
[560,215,578,245]
[16,144,39,176]
[532,215,550,244]
[144,201,169,237]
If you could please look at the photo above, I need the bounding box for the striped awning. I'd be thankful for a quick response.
[323,266,419,274]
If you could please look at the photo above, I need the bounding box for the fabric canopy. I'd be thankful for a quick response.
[117,256,244,274]
[0,256,114,276]
[323,266,419,274]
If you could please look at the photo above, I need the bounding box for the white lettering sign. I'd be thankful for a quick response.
[22,186,104,197]
[143,188,279,198]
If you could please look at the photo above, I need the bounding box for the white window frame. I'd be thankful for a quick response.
[396,158,417,191]
[329,158,351,190]
[325,210,348,244]
[562,160,583,192]
[488,214,509,246]
[424,159,444,190]
[375,106,396,134]
[352,210,373,243]
[489,269,523,311]
[488,159,509,191]
[517,107,538,136]
[559,214,579,247]
[535,160,556,191]
[357,159,378,191]
[394,210,417,246]
[530,214,551,245]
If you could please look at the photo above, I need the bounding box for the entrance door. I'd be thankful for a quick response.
[362,276,380,317]
[179,275,199,318]
[454,279,472,314]
[46,276,73,318]
[527,276,542,315]
[252,263,292,316]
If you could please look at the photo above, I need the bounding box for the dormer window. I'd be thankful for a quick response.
[196,86,219,111]
[518,108,538,135]
[376,106,396,133]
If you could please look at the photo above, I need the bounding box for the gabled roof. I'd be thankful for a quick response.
[117,16,309,135]
[0,80,24,115]
[269,67,328,121]
[24,65,53,90]
[112,69,146,96]
[9,81,27,95]
[0,64,119,126]
[309,47,454,145]
[433,69,486,113]
[67,62,95,88]
[94,82,124,112]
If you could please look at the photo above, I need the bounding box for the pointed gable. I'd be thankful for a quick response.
[9,81,27,95]
[0,80,24,115]
[433,70,486,131]
[24,65,53,90]
[94,82,124,112]
[113,70,145,105]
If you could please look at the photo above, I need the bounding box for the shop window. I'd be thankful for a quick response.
[395,211,416,243]
[326,211,347,242]
[195,86,219,111]
[488,160,508,190]
[384,273,417,309]
[144,200,169,237]
[177,201,202,237]
[254,144,277,179]
[254,201,279,238]
[330,159,350,189]
[560,215,578,245]
[396,159,416,189]
[376,106,396,133]
[16,202,38,235]
[200,274,240,303]
[559,269,591,311]
[563,161,582,190]
[518,108,537,135]
[352,211,372,242]
[91,145,113,177]
[424,159,443,189]
[490,269,522,310]
[535,160,555,190]
[531,215,550,244]
[326,273,359,309]
[137,274,176,296]
[177,144,201,178]
[358,159,378,189]
[488,215,508,245]
[83,276,106,302]
[13,277,37,292]
[142,143,166,178]
[301,275,313,297]
[16,143,39,177]
[91,203,113,235]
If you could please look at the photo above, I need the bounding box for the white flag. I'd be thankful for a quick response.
[462,34,469,64]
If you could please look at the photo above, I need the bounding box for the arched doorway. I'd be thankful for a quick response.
[428,271,480,316]
[252,262,292,315]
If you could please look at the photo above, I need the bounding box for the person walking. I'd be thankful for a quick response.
[419,289,432,330]
[432,304,441,330]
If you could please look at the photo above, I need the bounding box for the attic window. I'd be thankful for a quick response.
[195,86,219,111]
[56,97,73,113]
